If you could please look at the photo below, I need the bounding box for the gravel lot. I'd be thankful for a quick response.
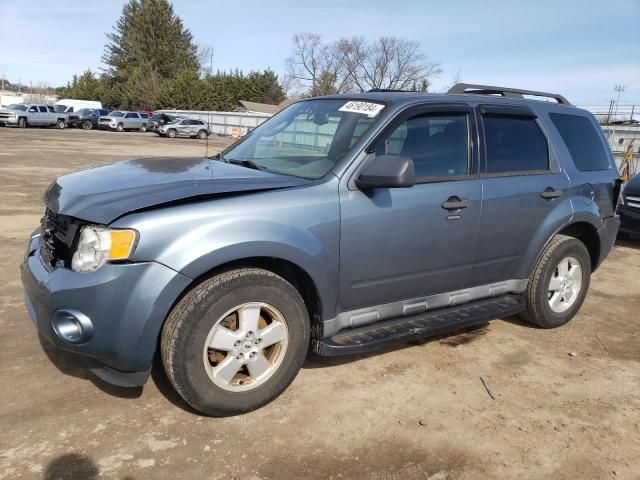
[0,128,639,480]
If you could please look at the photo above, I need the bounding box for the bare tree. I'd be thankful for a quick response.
[197,43,214,76]
[285,33,347,97]
[339,36,442,92]
[285,33,442,96]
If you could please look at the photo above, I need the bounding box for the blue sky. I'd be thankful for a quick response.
[1,0,638,105]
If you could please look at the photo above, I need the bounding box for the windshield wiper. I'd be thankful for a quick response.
[227,159,269,171]
[211,152,229,163]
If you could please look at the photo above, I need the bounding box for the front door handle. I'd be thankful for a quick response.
[442,196,471,210]
[541,187,563,199]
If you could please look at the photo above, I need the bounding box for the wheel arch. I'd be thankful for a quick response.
[530,215,603,278]
[167,256,324,340]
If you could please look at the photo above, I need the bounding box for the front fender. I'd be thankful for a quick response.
[114,184,341,319]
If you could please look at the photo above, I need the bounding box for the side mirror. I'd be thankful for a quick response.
[355,155,416,189]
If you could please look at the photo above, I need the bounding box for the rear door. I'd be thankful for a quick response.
[339,104,482,311]
[27,106,41,125]
[178,120,191,136]
[468,104,570,286]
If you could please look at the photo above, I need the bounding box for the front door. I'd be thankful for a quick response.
[339,105,482,312]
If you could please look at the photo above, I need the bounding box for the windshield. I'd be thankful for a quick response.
[221,99,385,179]
[110,111,125,117]
[7,104,27,111]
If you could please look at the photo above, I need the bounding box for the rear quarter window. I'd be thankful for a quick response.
[550,113,610,171]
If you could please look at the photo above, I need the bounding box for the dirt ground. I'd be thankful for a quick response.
[0,127,638,480]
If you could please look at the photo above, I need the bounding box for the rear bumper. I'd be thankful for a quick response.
[595,215,621,268]
[20,231,191,384]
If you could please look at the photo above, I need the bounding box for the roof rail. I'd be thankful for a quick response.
[367,88,412,93]
[447,83,571,105]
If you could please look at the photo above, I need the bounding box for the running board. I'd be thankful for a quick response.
[313,294,525,356]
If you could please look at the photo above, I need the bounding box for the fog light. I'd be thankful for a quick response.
[52,309,94,344]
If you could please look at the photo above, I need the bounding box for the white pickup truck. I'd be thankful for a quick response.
[0,104,77,128]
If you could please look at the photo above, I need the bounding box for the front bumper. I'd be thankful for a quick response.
[98,123,117,130]
[20,231,191,385]
[0,117,18,126]
[618,203,640,236]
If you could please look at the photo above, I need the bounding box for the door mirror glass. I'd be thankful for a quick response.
[355,155,415,189]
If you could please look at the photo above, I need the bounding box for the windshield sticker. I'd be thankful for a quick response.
[339,101,385,117]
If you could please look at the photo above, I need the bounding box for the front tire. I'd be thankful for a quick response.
[161,268,310,416]
[82,120,93,130]
[116,123,124,132]
[18,117,27,128]
[56,119,65,129]
[167,128,177,138]
[522,234,591,328]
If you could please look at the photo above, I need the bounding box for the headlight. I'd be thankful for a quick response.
[71,226,137,272]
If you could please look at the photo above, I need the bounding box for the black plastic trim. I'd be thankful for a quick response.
[313,294,525,356]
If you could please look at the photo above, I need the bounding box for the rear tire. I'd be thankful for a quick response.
[167,128,177,138]
[522,234,591,328]
[139,123,147,132]
[197,130,207,139]
[161,268,310,416]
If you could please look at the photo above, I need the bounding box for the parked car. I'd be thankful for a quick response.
[75,108,112,130]
[21,84,620,416]
[0,103,73,128]
[98,111,148,132]
[51,105,80,127]
[155,118,210,139]
[617,172,640,237]
[148,113,180,132]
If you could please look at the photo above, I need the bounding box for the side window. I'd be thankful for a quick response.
[376,114,469,178]
[550,113,610,171]
[125,113,136,119]
[38,106,48,113]
[483,115,549,174]
[28,106,38,112]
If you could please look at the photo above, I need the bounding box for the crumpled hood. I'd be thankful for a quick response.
[45,157,310,224]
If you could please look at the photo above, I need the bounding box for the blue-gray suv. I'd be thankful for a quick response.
[21,84,620,416]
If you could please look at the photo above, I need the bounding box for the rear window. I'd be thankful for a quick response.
[483,115,549,174]
[550,113,610,171]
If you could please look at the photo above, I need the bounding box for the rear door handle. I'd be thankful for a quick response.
[442,196,471,210]
[541,187,563,199]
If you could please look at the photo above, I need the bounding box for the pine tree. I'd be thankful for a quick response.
[102,0,199,84]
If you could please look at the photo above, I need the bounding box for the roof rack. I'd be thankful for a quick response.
[447,83,571,105]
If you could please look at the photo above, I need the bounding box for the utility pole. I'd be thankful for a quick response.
[614,84,627,118]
